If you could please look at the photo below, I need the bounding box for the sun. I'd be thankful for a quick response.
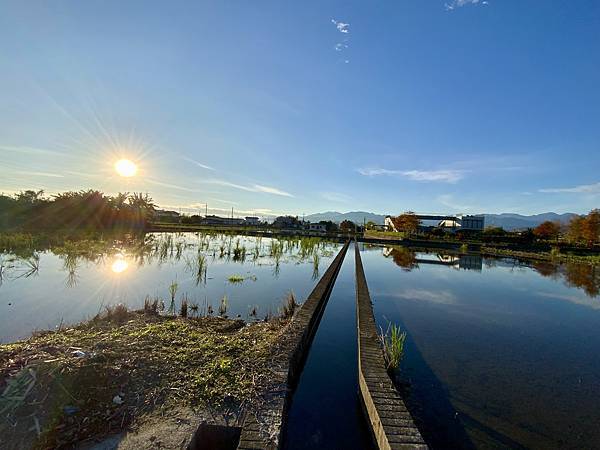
[115,159,138,177]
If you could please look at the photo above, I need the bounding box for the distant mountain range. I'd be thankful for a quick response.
[304,211,578,231]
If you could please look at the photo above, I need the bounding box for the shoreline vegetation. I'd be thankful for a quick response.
[0,301,293,449]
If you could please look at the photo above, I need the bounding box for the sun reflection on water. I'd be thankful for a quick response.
[111,256,129,274]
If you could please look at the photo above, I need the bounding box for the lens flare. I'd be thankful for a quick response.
[115,159,137,177]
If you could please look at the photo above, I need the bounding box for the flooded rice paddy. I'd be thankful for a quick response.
[0,232,340,343]
[2,233,599,449]
[362,244,600,449]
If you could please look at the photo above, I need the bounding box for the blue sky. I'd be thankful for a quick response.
[1,0,599,217]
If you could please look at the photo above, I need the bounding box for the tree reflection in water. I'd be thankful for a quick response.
[383,247,418,271]
[531,260,599,298]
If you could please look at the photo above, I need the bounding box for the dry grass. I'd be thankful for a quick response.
[0,310,287,449]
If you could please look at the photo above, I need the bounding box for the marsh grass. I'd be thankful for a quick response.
[279,291,298,320]
[143,296,160,315]
[168,280,178,315]
[379,323,407,372]
[103,303,129,324]
[218,295,228,316]
[312,253,320,280]
[180,296,189,318]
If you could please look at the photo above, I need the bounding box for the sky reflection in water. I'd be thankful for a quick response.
[362,245,600,449]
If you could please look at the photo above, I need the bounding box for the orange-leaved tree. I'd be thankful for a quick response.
[533,221,561,240]
[390,212,420,234]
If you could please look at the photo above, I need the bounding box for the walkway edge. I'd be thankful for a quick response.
[355,243,428,450]
[237,241,350,450]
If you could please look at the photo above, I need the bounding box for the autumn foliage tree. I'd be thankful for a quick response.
[533,221,561,240]
[566,210,600,245]
[390,212,420,234]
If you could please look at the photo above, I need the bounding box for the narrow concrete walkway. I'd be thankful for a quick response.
[355,243,427,450]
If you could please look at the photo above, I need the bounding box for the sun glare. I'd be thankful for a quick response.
[111,257,129,274]
[115,159,137,177]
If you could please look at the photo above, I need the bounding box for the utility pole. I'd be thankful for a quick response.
[205,203,208,217]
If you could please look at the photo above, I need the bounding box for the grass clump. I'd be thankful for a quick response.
[227,274,257,284]
[379,323,407,372]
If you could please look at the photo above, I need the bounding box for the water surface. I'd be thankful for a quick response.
[362,245,600,449]
[0,232,340,343]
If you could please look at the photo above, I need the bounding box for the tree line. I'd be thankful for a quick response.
[533,210,600,245]
[0,190,155,231]
[386,210,600,246]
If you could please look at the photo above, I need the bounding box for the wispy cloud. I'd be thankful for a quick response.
[437,194,473,212]
[321,191,352,203]
[182,156,215,171]
[207,179,294,197]
[0,145,66,157]
[358,167,465,183]
[161,204,280,218]
[253,184,294,197]
[445,0,489,11]
[539,182,600,194]
[15,170,64,178]
[146,178,204,193]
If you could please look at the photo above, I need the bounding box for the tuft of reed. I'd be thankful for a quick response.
[279,291,298,320]
[143,295,160,315]
[218,295,228,316]
[168,280,178,315]
[180,295,189,318]
[248,304,258,318]
[104,303,129,324]
[312,253,320,280]
[379,323,407,372]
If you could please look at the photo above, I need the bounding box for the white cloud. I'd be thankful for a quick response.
[253,184,294,197]
[539,182,600,194]
[445,0,488,11]
[331,19,349,34]
[357,167,464,183]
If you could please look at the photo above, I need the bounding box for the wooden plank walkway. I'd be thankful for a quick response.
[355,243,428,450]
[237,241,350,450]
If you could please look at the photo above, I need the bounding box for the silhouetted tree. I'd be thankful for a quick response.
[340,220,355,232]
